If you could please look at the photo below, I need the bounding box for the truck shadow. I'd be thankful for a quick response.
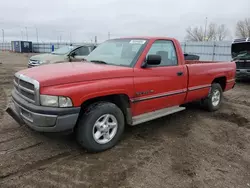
[39,102,204,152]
[236,78,250,84]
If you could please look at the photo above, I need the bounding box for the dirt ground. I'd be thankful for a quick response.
[0,51,250,188]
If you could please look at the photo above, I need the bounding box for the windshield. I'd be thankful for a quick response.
[231,42,250,60]
[51,46,75,55]
[85,39,148,67]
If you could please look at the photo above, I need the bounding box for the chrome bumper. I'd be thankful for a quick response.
[236,69,250,78]
[6,90,80,132]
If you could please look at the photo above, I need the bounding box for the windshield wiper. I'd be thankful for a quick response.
[90,60,108,64]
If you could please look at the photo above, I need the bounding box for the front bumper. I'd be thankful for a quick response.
[6,90,80,132]
[236,69,250,78]
[28,64,39,68]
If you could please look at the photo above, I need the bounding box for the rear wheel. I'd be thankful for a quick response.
[203,83,223,111]
[76,102,125,152]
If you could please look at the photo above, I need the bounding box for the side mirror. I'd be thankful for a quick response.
[142,55,161,68]
[70,52,76,58]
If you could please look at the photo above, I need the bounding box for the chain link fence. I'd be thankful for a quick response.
[0,41,232,61]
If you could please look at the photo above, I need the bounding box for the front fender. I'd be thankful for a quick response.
[40,77,134,107]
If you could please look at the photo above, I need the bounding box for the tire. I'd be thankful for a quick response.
[76,102,125,152]
[203,83,223,112]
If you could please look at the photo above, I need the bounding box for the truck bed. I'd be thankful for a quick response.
[184,60,236,103]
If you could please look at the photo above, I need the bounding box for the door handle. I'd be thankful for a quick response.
[177,71,183,76]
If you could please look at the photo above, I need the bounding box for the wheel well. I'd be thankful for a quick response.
[80,94,132,125]
[212,77,226,91]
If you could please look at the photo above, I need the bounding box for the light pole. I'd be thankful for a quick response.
[70,32,72,44]
[21,30,24,40]
[35,27,39,43]
[2,29,4,43]
[25,27,28,41]
[108,32,110,40]
[204,17,208,41]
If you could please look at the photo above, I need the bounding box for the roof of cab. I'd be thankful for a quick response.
[114,36,176,41]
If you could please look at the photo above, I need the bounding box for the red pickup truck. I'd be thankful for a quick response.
[6,37,236,152]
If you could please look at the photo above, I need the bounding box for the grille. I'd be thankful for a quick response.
[236,62,250,69]
[28,60,40,67]
[14,74,37,103]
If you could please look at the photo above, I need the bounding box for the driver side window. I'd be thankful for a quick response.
[73,46,90,56]
[146,40,178,66]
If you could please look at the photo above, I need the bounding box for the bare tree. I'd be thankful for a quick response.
[185,23,229,41]
[217,24,229,41]
[206,23,217,41]
[236,18,250,38]
[186,26,204,41]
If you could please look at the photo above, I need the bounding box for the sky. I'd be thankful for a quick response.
[0,0,249,43]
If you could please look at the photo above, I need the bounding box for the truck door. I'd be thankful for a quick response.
[133,40,188,116]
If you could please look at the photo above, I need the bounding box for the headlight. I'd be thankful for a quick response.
[40,95,73,107]
[40,60,50,64]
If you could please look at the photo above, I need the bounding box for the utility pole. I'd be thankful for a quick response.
[108,32,110,40]
[36,27,39,43]
[2,29,4,43]
[21,30,24,40]
[69,32,72,43]
[59,35,62,43]
[204,17,208,41]
[95,36,97,44]
[25,27,28,41]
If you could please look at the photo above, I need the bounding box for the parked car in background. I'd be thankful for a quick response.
[7,36,235,152]
[231,38,250,79]
[28,45,96,68]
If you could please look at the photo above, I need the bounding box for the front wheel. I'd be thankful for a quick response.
[203,83,223,111]
[76,102,125,152]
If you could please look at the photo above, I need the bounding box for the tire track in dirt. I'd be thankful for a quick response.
[0,86,7,119]
[212,112,249,128]
[0,134,80,181]
[0,151,77,180]
[0,114,190,188]
[166,110,202,188]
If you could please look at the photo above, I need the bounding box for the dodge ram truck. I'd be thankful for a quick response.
[6,37,236,152]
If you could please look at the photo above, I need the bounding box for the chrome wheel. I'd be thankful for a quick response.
[211,89,220,106]
[92,114,118,144]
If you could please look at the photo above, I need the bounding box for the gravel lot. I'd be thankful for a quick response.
[0,51,250,188]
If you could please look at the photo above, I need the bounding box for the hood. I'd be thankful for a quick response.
[19,62,133,87]
[30,53,66,62]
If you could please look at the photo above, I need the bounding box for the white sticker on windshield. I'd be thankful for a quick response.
[129,40,146,44]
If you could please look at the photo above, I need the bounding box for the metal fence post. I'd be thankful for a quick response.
[212,42,216,61]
